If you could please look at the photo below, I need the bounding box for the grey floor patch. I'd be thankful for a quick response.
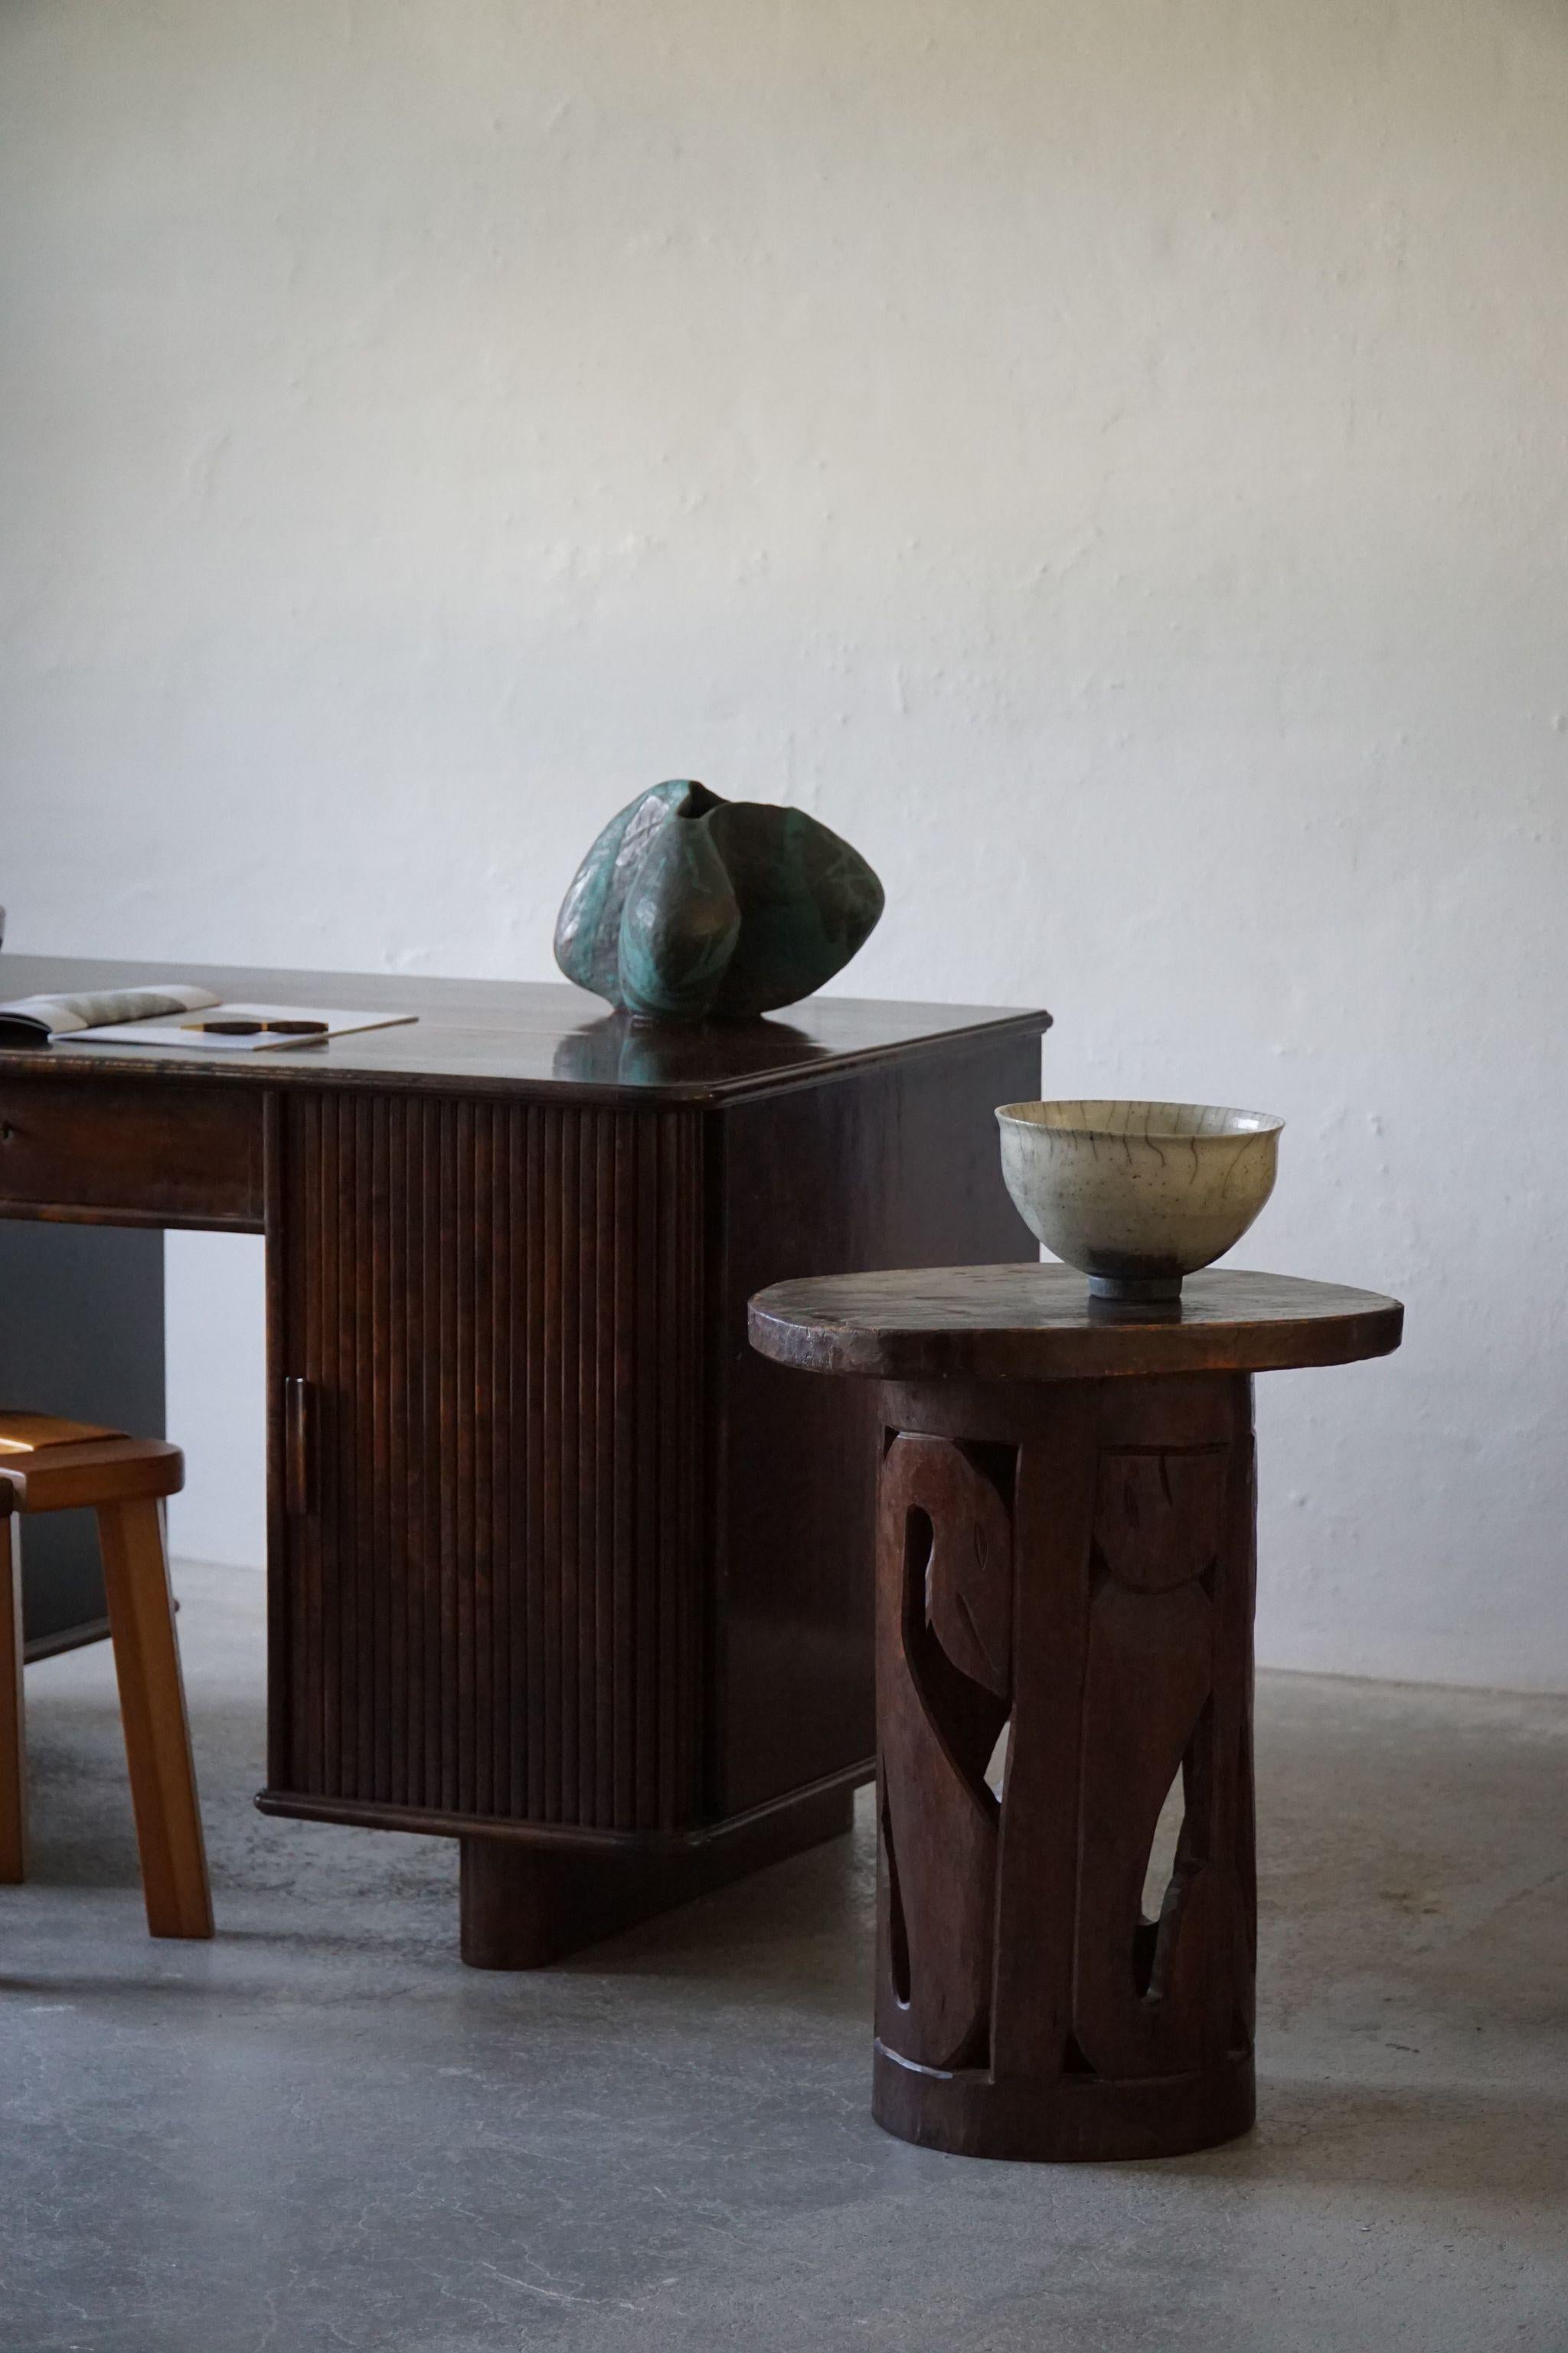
[2,1565,1563,2351]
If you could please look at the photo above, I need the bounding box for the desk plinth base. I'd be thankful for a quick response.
[459,1783,857,1969]
[871,1372,1259,2163]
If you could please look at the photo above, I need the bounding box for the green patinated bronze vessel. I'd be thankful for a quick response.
[554,780,885,1020]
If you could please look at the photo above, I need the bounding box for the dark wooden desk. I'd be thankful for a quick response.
[0,954,1047,1964]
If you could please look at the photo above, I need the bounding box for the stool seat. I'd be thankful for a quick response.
[0,1410,211,1940]
[0,1418,184,1514]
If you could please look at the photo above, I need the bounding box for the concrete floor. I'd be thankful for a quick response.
[1,1566,1563,2353]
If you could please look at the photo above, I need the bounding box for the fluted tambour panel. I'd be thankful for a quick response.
[274,1092,703,1831]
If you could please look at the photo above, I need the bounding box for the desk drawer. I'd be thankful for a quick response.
[0,1076,266,1230]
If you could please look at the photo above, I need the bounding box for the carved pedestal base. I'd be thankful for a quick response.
[872,1373,1258,2162]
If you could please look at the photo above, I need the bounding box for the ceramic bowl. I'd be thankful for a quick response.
[995,1100,1285,1302]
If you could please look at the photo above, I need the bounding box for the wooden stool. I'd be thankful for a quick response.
[749,1266,1403,2162]
[0,1414,212,1939]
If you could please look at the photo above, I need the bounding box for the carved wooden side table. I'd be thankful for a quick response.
[748,1266,1403,2162]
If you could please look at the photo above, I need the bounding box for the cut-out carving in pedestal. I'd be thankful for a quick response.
[876,1435,1013,2075]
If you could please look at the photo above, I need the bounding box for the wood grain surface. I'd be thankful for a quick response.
[0,953,1047,1107]
[750,1263,1403,1381]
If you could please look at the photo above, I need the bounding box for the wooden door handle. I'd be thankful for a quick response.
[284,1377,314,1516]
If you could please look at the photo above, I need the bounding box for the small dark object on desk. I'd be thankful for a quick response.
[184,1018,328,1038]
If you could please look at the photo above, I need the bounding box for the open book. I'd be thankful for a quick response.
[0,985,416,1054]
[0,984,220,1047]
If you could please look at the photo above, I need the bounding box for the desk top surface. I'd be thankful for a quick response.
[748,1263,1405,1381]
[0,953,1047,1106]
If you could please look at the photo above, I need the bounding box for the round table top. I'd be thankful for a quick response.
[747,1263,1404,1384]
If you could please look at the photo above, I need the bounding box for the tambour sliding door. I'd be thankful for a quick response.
[265,1089,705,1835]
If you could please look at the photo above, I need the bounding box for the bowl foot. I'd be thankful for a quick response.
[1087,1272,1183,1305]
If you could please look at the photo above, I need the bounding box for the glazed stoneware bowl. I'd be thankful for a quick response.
[995,1099,1285,1302]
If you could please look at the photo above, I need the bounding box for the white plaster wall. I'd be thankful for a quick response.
[163,1232,267,1570]
[2,1,1565,1681]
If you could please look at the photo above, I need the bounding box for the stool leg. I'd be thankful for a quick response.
[96,1500,213,1939]
[0,1515,28,1883]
